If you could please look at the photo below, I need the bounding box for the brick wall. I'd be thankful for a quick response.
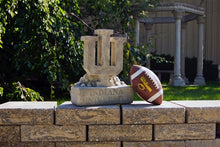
[0,100,219,147]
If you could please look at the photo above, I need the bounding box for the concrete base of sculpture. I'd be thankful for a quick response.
[71,86,133,106]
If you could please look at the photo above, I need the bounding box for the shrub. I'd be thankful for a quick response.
[2,82,43,102]
[0,87,3,97]
[149,55,218,82]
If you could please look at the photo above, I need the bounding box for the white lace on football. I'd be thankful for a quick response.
[145,68,160,89]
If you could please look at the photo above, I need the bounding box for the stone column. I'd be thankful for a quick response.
[194,16,206,85]
[135,19,140,46]
[145,24,153,68]
[169,11,185,86]
[218,65,220,82]
[145,24,153,42]
[181,23,189,84]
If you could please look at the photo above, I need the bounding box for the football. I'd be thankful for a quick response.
[130,65,163,105]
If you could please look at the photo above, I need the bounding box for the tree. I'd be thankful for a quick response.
[0,0,84,101]
[0,0,84,88]
[0,0,161,101]
[78,0,161,79]
[78,0,160,35]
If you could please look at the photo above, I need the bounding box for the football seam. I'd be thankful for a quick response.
[131,66,161,90]
[145,70,160,90]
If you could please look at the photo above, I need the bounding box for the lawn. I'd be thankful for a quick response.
[134,81,220,101]
[56,82,220,105]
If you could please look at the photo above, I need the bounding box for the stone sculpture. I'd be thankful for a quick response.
[71,29,133,106]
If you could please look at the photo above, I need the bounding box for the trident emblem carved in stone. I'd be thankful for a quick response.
[75,29,127,87]
[71,29,133,106]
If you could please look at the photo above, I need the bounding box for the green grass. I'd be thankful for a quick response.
[55,82,220,105]
[134,82,220,101]
[56,98,69,106]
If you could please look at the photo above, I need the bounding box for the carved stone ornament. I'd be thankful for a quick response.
[74,29,126,87]
[71,29,133,106]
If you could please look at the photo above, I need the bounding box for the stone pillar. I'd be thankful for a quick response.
[194,16,206,85]
[169,11,185,86]
[135,19,140,46]
[218,65,220,82]
[181,23,189,84]
[145,24,153,68]
[145,24,153,42]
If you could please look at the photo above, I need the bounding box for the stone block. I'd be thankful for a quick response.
[0,143,19,147]
[154,123,216,140]
[122,101,185,124]
[89,125,152,141]
[56,142,120,147]
[171,100,220,123]
[0,126,20,142]
[0,102,57,125]
[217,123,220,138]
[123,141,185,147]
[21,125,86,142]
[71,86,133,106]
[56,101,120,125]
[0,142,55,147]
[185,139,220,147]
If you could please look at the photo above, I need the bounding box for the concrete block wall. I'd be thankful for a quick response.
[0,101,219,147]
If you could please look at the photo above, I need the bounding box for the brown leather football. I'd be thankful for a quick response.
[130,65,163,105]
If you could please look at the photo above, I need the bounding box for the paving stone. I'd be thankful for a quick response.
[217,123,220,138]
[0,101,57,125]
[56,142,120,147]
[185,139,220,147]
[0,126,20,142]
[122,101,185,124]
[0,142,55,147]
[123,141,185,147]
[89,125,152,141]
[56,101,120,125]
[21,125,86,142]
[171,100,220,123]
[154,123,216,140]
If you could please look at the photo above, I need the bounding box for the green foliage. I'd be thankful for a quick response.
[0,87,3,97]
[0,0,161,101]
[150,55,218,82]
[121,43,150,79]
[3,82,43,101]
[78,0,161,81]
[0,0,84,91]
[79,0,131,32]
[121,43,168,80]
[79,0,160,34]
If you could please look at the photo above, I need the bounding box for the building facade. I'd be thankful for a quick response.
[139,0,220,65]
